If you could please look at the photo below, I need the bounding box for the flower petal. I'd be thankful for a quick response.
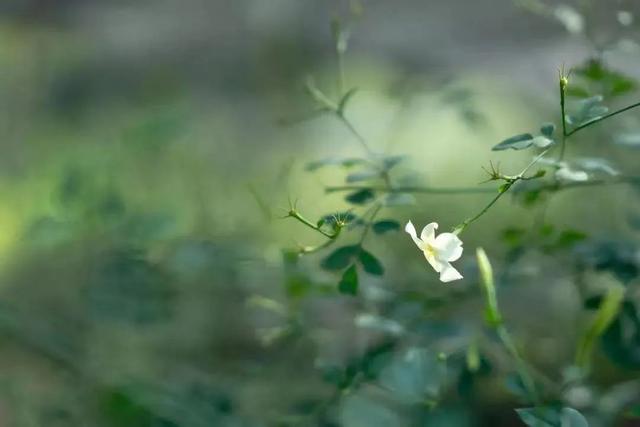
[439,262,463,282]
[434,232,463,262]
[424,251,444,273]
[404,220,423,248]
[420,222,438,243]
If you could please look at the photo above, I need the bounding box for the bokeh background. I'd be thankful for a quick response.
[0,0,639,426]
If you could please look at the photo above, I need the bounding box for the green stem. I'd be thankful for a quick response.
[497,325,541,405]
[358,203,382,246]
[337,112,375,156]
[326,185,495,194]
[566,100,640,137]
[559,77,568,161]
[454,148,551,234]
[287,210,340,239]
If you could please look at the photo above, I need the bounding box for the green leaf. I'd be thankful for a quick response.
[373,220,401,234]
[340,392,401,427]
[501,227,526,247]
[338,264,359,295]
[381,155,407,171]
[492,133,534,151]
[378,347,445,403]
[566,85,590,98]
[574,58,637,98]
[384,192,415,206]
[576,286,624,369]
[346,189,375,205]
[540,123,556,137]
[516,407,588,427]
[346,170,381,183]
[321,212,358,226]
[555,229,587,248]
[359,249,384,276]
[321,245,361,271]
[602,301,640,369]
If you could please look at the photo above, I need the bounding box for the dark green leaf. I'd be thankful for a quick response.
[492,133,534,151]
[373,220,401,234]
[540,123,556,137]
[556,230,587,248]
[359,249,384,276]
[321,245,361,271]
[346,189,375,205]
[602,301,640,369]
[321,212,358,226]
[338,264,359,295]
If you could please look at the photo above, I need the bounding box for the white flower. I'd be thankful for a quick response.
[405,221,464,283]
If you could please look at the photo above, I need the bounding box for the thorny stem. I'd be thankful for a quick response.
[453,148,551,234]
[286,209,342,240]
[558,72,568,161]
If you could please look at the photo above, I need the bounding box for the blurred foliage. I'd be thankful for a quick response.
[0,1,638,426]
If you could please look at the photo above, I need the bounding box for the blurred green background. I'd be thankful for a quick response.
[0,0,639,426]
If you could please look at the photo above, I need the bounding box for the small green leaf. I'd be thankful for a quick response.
[566,85,590,98]
[346,189,375,205]
[321,245,360,271]
[359,249,384,276]
[373,220,401,234]
[492,133,534,151]
[338,264,359,295]
[516,407,587,427]
[316,218,326,228]
[501,227,526,247]
[540,123,556,137]
[382,155,407,171]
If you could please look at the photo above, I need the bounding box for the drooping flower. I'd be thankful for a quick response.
[405,221,463,283]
